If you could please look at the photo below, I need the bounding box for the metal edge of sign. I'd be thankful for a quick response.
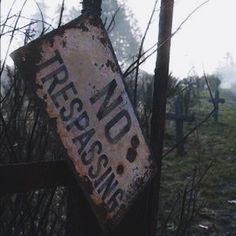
[10,14,157,232]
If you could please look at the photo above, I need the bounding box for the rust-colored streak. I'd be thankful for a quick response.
[116,165,124,175]
[88,16,101,28]
[105,59,118,73]
[78,22,89,32]
[81,176,94,195]
[49,38,55,47]
[62,40,67,48]
[99,37,107,47]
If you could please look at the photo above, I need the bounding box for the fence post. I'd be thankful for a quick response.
[148,0,174,235]
[81,0,102,16]
[66,181,103,236]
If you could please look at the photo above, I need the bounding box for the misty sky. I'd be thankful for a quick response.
[126,0,236,82]
[2,0,236,87]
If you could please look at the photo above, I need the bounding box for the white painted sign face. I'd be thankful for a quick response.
[11,15,156,229]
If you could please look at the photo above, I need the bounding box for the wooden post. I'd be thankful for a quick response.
[148,0,174,235]
[66,181,103,236]
[82,0,102,16]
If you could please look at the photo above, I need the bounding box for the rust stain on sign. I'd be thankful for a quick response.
[11,15,156,230]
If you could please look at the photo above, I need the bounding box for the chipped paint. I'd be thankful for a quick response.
[10,15,156,231]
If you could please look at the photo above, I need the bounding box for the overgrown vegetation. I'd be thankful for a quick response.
[159,86,236,235]
[1,0,235,235]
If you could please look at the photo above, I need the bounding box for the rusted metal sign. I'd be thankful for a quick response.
[11,15,156,229]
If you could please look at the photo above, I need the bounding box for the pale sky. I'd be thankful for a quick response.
[2,0,236,84]
[126,0,236,80]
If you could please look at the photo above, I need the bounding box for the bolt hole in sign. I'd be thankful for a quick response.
[11,15,156,230]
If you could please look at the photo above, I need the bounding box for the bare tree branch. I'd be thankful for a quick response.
[58,0,65,28]
[1,0,17,33]
[106,8,120,33]
[124,0,210,78]
[0,0,28,77]
[33,0,45,36]
[133,0,159,108]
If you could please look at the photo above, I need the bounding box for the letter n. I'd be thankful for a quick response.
[90,79,123,121]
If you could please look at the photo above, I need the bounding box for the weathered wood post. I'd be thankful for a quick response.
[148,0,174,235]
[82,0,102,16]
